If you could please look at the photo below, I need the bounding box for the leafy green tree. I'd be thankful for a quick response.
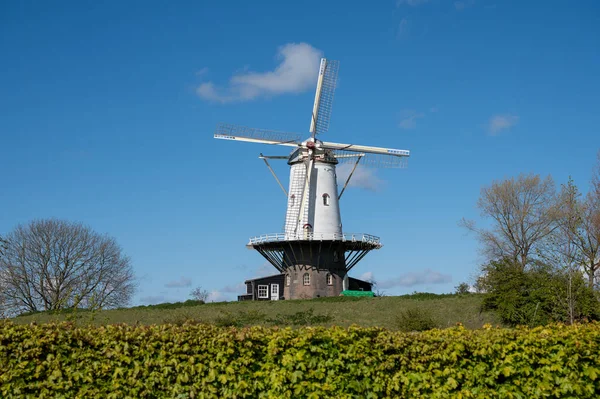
[454,282,471,295]
[480,258,599,326]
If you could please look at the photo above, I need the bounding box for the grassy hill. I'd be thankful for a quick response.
[12,293,502,330]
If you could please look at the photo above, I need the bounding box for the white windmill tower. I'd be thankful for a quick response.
[214,58,410,299]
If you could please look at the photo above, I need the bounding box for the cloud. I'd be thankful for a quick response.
[139,295,168,305]
[221,283,246,293]
[164,277,192,288]
[454,0,475,10]
[396,0,429,6]
[337,164,384,191]
[358,271,374,282]
[195,67,209,76]
[197,43,322,103]
[397,18,410,38]
[378,269,452,289]
[398,109,425,129]
[207,290,228,302]
[253,262,277,278]
[488,114,519,135]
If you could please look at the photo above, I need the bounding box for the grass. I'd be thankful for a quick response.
[12,293,502,330]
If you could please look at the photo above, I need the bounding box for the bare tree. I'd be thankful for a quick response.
[461,173,559,270]
[0,219,136,316]
[190,287,209,302]
[578,153,600,288]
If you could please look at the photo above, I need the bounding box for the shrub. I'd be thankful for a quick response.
[2,321,600,398]
[480,258,600,326]
[395,308,438,332]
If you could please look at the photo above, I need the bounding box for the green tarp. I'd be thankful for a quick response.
[340,290,374,297]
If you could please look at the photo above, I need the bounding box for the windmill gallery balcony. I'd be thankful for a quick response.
[247,232,381,246]
[246,232,383,274]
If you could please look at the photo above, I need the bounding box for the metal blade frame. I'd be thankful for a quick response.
[309,59,339,136]
[333,150,408,168]
[214,123,302,147]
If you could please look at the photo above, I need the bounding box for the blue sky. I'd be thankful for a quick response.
[1,0,599,304]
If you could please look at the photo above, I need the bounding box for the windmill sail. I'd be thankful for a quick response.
[321,141,410,168]
[309,59,339,136]
[214,123,302,147]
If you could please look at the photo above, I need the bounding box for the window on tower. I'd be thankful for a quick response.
[286,274,290,286]
[322,193,330,206]
[303,273,310,286]
[290,194,295,207]
[326,273,333,285]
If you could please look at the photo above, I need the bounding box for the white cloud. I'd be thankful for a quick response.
[164,277,192,288]
[397,0,429,6]
[454,0,475,10]
[195,67,209,76]
[398,109,425,129]
[337,164,384,192]
[378,269,452,289]
[358,271,374,282]
[397,18,410,38]
[197,43,322,103]
[221,283,246,293]
[488,114,519,135]
[207,290,228,302]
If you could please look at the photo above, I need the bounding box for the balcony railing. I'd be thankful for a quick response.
[248,232,381,245]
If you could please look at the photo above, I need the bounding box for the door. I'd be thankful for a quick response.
[271,284,279,300]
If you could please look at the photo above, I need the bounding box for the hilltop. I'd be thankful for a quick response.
[13,293,501,330]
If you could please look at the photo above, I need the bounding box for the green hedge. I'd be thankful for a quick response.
[1,321,599,398]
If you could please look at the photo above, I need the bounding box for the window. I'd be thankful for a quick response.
[258,285,268,298]
[286,274,291,286]
[322,193,330,206]
[303,224,312,239]
[303,273,310,286]
[326,273,333,285]
[290,194,295,207]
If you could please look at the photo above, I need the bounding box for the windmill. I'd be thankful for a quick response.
[214,58,410,299]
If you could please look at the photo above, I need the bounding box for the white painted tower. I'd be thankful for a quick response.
[284,143,342,239]
[214,57,410,299]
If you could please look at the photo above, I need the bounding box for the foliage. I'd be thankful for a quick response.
[461,173,559,270]
[215,310,268,327]
[1,321,600,398]
[190,287,209,302]
[395,308,438,332]
[126,299,206,311]
[455,282,471,295]
[266,308,333,326]
[0,219,135,316]
[480,258,600,326]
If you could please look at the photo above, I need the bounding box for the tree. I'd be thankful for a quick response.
[0,219,136,316]
[579,151,600,288]
[461,173,559,270]
[190,287,209,302]
[454,282,471,295]
[479,258,599,326]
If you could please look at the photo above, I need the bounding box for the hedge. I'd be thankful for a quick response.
[1,321,599,398]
